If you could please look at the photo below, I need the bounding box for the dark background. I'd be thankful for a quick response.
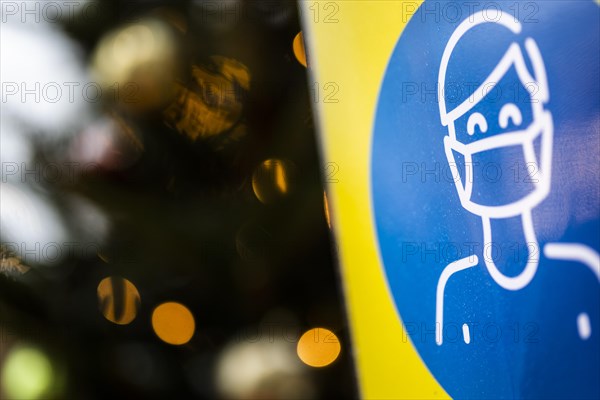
[0,1,357,398]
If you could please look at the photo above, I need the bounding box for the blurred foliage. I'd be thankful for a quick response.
[0,1,357,399]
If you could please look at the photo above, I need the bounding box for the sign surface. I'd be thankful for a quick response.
[302,1,600,398]
[373,1,600,398]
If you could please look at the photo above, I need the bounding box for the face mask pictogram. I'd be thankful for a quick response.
[435,9,599,341]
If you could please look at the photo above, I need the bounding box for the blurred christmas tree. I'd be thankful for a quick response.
[0,1,356,399]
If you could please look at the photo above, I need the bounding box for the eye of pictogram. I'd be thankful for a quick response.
[467,112,488,135]
[499,103,523,128]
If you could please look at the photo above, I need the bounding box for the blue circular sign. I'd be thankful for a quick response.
[372,1,600,398]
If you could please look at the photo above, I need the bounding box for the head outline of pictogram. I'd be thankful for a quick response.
[438,10,554,220]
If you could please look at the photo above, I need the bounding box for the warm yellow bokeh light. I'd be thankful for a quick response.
[163,57,251,141]
[297,328,341,367]
[293,32,307,68]
[1,346,54,399]
[91,18,179,112]
[252,159,292,204]
[97,276,141,325]
[0,247,30,277]
[323,192,331,229]
[152,302,195,345]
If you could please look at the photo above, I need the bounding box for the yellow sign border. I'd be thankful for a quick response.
[300,1,448,398]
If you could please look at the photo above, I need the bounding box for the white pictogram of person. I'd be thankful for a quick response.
[435,10,600,345]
